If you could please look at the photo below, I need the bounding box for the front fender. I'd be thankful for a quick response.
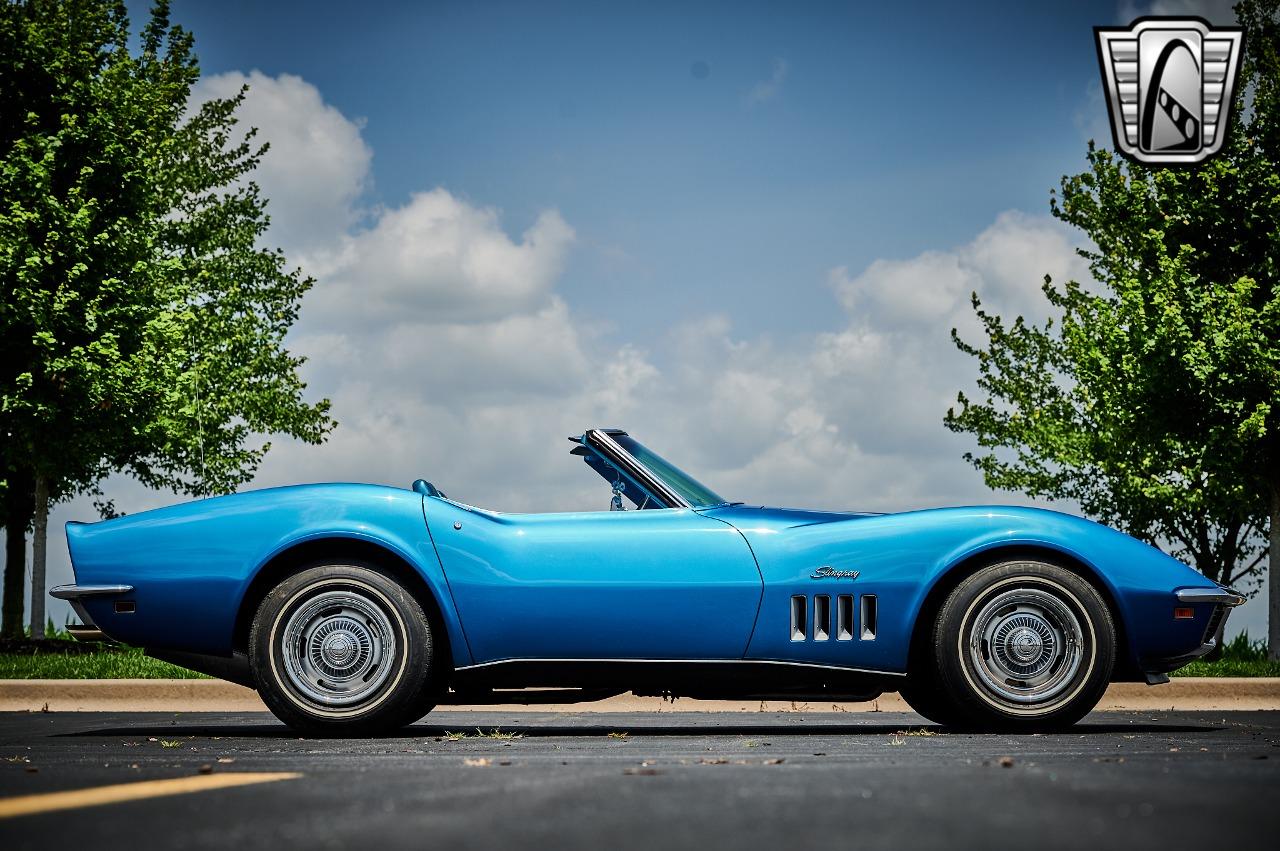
[716,504,1213,675]
[910,508,1216,674]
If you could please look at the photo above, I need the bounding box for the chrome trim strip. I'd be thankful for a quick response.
[1175,587,1245,607]
[49,584,134,599]
[585,429,692,509]
[66,625,108,642]
[453,657,907,677]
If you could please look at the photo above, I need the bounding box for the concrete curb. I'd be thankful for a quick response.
[2,678,1277,713]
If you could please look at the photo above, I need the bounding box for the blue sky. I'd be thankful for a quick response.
[166,0,1119,343]
[40,0,1259,637]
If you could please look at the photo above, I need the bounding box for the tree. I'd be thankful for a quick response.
[0,0,334,638]
[945,0,1280,656]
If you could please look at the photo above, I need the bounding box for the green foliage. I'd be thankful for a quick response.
[1220,630,1271,663]
[2,0,188,504]
[1174,633,1280,677]
[22,618,66,640]
[0,0,334,506]
[946,0,1280,591]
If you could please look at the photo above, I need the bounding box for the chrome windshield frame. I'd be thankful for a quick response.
[582,428,693,510]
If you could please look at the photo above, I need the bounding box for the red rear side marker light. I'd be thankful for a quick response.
[1173,607,1194,620]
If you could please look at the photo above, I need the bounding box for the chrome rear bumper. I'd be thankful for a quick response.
[49,584,134,600]
[49,584,133,642]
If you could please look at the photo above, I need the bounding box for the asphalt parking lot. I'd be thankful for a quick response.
[1,710,1278,850]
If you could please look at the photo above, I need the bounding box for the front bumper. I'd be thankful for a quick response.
[1143,586,1246,675]
[49,584,133,642]
[1174,587,1246,607]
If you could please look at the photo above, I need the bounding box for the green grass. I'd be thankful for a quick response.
[0,624,209,679]
[1174,658,1280,677]
[1172,632,1280,678]
[0,646,208,679]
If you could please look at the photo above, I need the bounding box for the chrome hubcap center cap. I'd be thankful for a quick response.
[1007,626,1043,662]
[321,632,357,667]
[307,615,374,680]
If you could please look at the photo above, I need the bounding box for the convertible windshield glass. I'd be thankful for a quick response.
[612,435,727,508]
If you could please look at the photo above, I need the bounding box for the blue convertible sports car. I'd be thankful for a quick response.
[53,428,1243,734]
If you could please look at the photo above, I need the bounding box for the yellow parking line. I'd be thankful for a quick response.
[0,772,302,820]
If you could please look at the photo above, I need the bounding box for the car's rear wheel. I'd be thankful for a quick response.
[908,560,1115,731]
[249,563,440,735]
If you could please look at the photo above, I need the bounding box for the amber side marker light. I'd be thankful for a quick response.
[1174,607,1195,620]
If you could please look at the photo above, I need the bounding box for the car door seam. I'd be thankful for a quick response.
[420,495,478,666]
[699,510,766,657]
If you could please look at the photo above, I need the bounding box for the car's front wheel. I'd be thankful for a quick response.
[249,563,440,735]
[904,560,1115,730]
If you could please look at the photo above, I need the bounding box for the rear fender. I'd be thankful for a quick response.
[66,484,472,668]
[242,526,473,670]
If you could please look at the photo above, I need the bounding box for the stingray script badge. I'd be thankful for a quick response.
[810,566,859,580]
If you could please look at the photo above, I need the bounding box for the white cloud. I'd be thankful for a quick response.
[745,57,789,105]
[194,73,576,326]
[308,189,575,326]
[832,211,1059,318]
[583,212,1091,513]
[193,71,372,257]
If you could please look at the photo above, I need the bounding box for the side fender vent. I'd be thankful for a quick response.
[813,595,831,642]
[836,595,854,641]
[860,594,877,640]
[790,595,807,642]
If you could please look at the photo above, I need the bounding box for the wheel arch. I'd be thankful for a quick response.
[906,543,1137,681]
[232,535,467,673]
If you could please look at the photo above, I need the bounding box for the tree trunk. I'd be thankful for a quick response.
[1,466,35,639]
[1269,485,1280,662]
[29,475,50,640]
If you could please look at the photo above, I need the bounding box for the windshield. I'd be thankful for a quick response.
[612,435,727,508]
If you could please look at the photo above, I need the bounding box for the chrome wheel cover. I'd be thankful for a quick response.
[279,589,397,708]
[966,585,1084,706]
